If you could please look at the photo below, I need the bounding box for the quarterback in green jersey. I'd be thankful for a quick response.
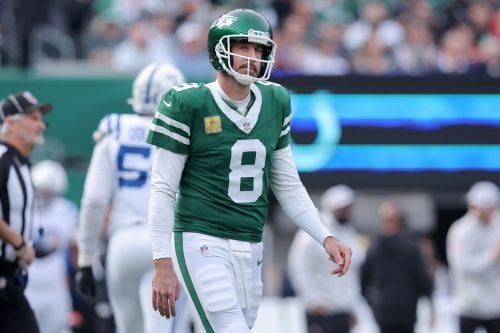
[147,8,352,332]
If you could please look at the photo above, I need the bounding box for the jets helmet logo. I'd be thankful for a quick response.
[212,15,238,28]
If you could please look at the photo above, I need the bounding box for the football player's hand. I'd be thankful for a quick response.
[75,266,96,300]
[324,236,352,277]
[152,258,179,318]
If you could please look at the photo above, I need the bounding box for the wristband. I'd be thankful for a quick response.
[13,239,26,251]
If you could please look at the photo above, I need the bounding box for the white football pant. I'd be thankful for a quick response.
[173,232,264,333]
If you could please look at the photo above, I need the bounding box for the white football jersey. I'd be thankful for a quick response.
[83,113,154,234]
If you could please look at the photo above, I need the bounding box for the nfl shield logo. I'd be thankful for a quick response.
[243,122,252,132]
[200,245,209,256]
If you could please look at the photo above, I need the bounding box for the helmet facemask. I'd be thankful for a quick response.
[215,33,276,85]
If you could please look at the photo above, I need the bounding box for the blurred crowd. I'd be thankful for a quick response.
[1,0,499,78]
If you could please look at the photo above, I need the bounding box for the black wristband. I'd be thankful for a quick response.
[13,239,26,251]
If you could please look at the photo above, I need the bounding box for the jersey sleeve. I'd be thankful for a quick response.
[77,135,114,267]
[276,86,292,150]
[147,88,191,155]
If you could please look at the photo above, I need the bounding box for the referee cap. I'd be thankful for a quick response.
[0,91,53,124]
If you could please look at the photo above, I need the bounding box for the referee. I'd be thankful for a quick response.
[0,91,52,333]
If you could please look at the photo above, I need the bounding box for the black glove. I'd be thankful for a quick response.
[75,266,96,300]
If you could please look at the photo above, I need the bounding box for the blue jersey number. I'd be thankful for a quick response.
[117,145,151,188]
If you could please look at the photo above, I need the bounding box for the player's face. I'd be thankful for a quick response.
[17,109,46,148]
[230,41,263,78]
[472,206,496,223]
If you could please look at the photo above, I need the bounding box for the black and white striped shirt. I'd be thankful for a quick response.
[0,141,36,262]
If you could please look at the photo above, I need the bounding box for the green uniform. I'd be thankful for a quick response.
[147,81,291,242]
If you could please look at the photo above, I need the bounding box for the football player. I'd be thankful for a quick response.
[25,160,78,333]
[75,62,192,333]
[147,8,352,332]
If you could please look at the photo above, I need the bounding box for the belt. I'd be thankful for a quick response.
[0,260,28,290]
[0,260,18,274]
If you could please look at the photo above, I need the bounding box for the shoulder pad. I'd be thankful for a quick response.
[256,81,290,103]
[93,113,120,143]
[168,83,208,109]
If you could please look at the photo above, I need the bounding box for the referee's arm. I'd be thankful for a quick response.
[0,218,35,267]
[0,217,24,249]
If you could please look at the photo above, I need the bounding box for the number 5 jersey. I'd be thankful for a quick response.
[82,113,154,235]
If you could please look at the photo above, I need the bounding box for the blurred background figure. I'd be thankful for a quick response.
[25,160,78,333]
[361,200,433,333]
[171,19,214,81]
[342,0,404,54]
[288,185,368,333]
[446,181,500,333]
[110,20,169,73]
[75,62,193,333]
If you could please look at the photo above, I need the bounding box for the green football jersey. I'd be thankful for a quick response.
[147,81,291,242]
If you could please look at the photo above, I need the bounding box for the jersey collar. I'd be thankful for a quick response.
[207,81,262,134]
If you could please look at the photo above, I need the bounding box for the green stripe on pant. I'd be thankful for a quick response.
[174,232,214,333]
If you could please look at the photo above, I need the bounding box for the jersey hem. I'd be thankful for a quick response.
[173,226,262,243]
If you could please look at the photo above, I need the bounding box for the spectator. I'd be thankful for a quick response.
[288,185,366,333]
[436,25,475,74]
[490,6,500,39]
[342,0,404,53]
[393,18,437,75]
[110,20,169,73]
[111,0,171,24]
[46,0,94,58]
[84,13,124,66]
[273,13,310,74]
[301,22,350,75]
[0,91,53,332]
[25,160,78,333]
[476,35,500,77]
[149,11,177,64]
[10,0,50,67]
[361,200,433,333]
[446,181,500,333]
[465,0,493,46]
[351,30,396,75]
[171,20,215,81]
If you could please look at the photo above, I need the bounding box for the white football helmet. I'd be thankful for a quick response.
[32,160,68,195]
[128,62,186,115]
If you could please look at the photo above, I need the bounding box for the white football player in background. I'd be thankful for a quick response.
[75,62,193,333]
[25,160,78,333]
